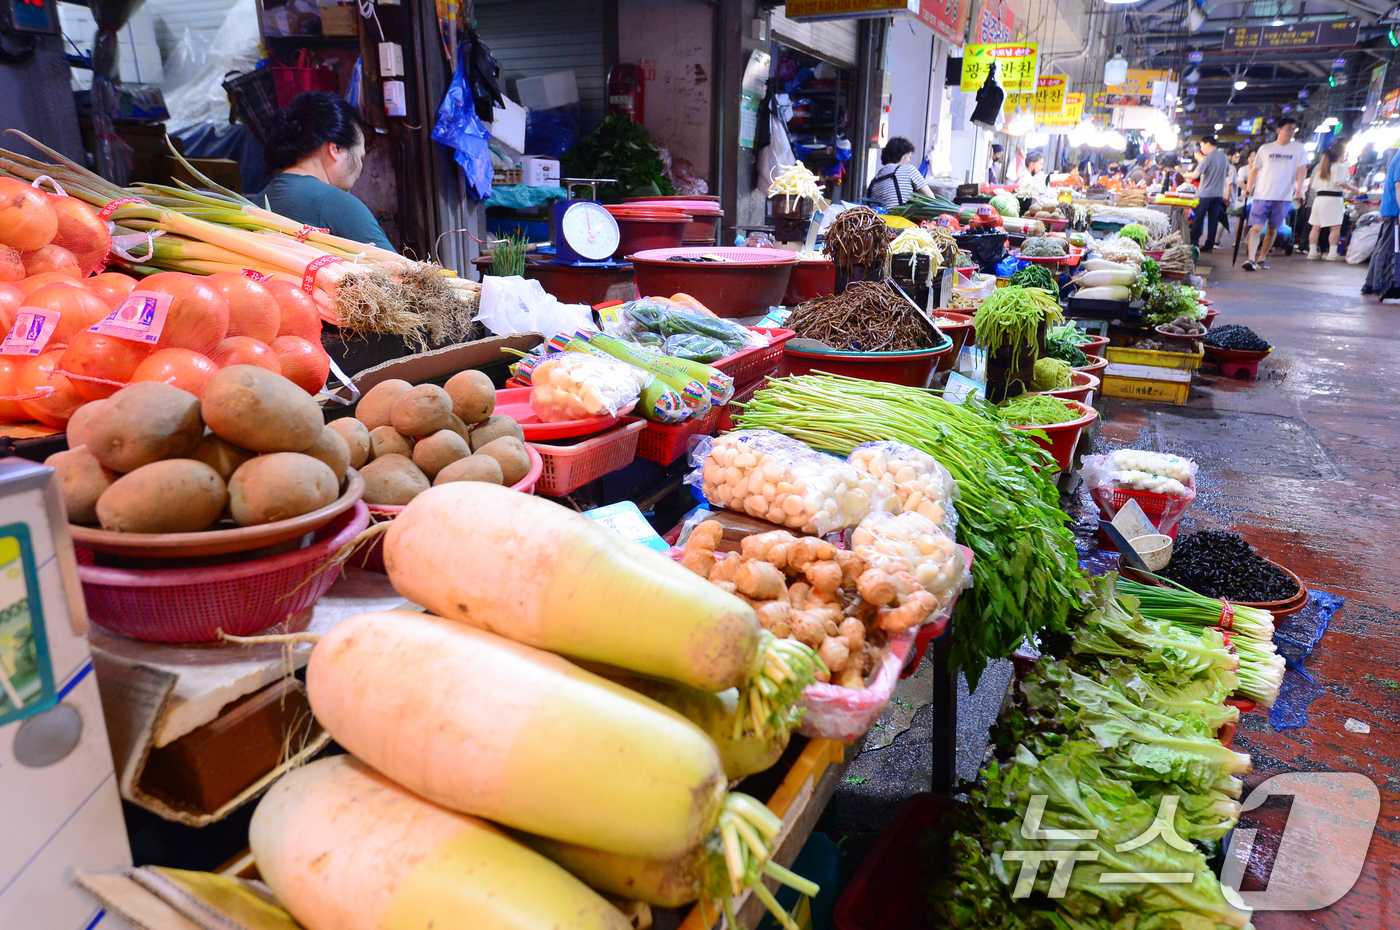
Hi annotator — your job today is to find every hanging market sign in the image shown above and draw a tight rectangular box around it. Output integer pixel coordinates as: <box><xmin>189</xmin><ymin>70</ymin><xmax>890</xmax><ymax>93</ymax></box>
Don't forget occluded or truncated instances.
<box><xmin>1363</xmin><ymin>64</ymin><xmax>1388</xmax><ymax>125</ymax></box>
<box><xmin>1105</xmin><ymin>69</ymin><xmax>1172</xmax><ymax>95</ymax></box>
<box><xmin>1223</xmin><ymin>19</ymin><xmax>1359</xmax><ymax>51</ymax></box>
<box><xmin>977</xmin><ymin>0</ymin><xmax>1015</xmax><ymax>42</ymax></box>
<box><xmin>961</xmin><ymin>43</ymin><xmax>1038</xmax><ymax>93</ymax></box>
<box><xmin>1190</xmin><ymin>103</ymin><xmax>1273</xmax><ymax>125</ymax></box>
<box><xmin>1381</xmin><ymin>89</ymin><xmax>1400</xmax><ymax>120</ymax></box>
<box><xmin>1004</xmin><ymin>75</ymin><xmax>1068</xmax><ymax>116</ymax></box>
<box><xmin>1040</xmin><ymin>92</ymin><xmax>1085</xmax><ymax>129</ymax></box>
<box><xmin>784</xmin><ymin>0</ymin><xmax>919</xmax><ymax>18</ymax></box>
<box><xmin>917</xmin><ymin>0</ymin><xmax>970</xmax><ymax>44</ymax></box>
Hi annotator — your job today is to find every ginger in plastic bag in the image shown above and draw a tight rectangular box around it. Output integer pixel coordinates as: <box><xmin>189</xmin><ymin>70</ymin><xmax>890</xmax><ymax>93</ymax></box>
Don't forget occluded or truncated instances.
<box><xmin>689</xmin><ymin>430</ymin><xmax>878</xmax><ymax>535</ymax></box>
<box><xmin>851</xmin><ymin>511</ymin><xmax>969</xmax><ymax>631</ymax></box>
<box><xmin>528</xmin><ymin>353</ymin><xmax>650</xmax><ymax>422</ymax></box>
<box><xmin>848</xmin><ymin>441</ymin><xmax>959</xmax><ymax>536</ymax></box>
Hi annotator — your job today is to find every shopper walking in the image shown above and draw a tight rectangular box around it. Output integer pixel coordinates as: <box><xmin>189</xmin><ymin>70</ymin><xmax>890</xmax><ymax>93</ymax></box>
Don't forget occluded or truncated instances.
<box><xmin>1186</xmin><ymin>136</ymin><xmax>1230</xmax><ymax>252</ymax></box>
<box><xmin>867</xmin><ymin>136</ymin><xmax>935</xmax><ymax>208</ymax></box>
<box><xmin>1306</xmin><ymin>141</ymin><xmax>1356</xmax><ymax>261</ymax></box>
<box><xmin>1242</xmin><ymin>119</ymin><xmax>1307</xmax><ymax>271</ymax></box>
<box><xmin>1363</xmin><ymin>142</ymin><xmax>1400</xmax><ymax>296</ymax></box>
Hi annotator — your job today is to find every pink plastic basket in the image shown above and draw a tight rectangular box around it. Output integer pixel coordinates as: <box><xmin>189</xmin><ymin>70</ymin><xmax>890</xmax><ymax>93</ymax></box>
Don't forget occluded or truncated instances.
<box><xmin>711</xmin><ymin>328</ymin><xmax>796</xmax><ymax>386</ymax></box>
<box><xmin>637</xmin><ymin>405</ymin><xmax>722</xmax><ymax>465</ymax></box>
<box><xmin>531</xmin><ymin>417</ymin><xmax>647</xmax><ymax>496</ymax></box>
<box><xmin>76</xmin><ymin>503</ymin><xmax>370</xmax><ymax>643</ymax></box>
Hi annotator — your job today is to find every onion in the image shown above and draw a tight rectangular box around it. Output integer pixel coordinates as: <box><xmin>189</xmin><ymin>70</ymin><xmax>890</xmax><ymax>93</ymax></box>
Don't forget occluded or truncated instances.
<box><xmin>0</xmin><ymin>282</ymin><xmax>23</xmax><ymax>336</ymax></box>
<box><xmin>210</xmin><ymin>335</ymin><xmax>282</xmax><ymax>373</ymax></box>
<box><xmin>59</xmin><ymin>331</ymin><xmax>155</xmax><ymax>401</ymax></box>
<box><xmin>0</xmin><ymin>244</ymin><xmax>23</xmax><ymax>282</ymax></box>
<box><xmin>266</xmin><ymin>280</ymin><xmax>323</xmax><ymax>341</ymax></box>
<box><xmin>21</xmin><ymin>243</ymin><xmax>81</xmax><ymax>279</ymax></box>
<box><xmin>0</xmin><ymin>178</ymin><xmax>58</xmax><ymax>252</ymax></box>
<box><xmin>48</xmin><ymin>196</ymin><xmax>111</xmax><ymax>276</ymax></box>
<box><xmin>206</xmin><ymin>272</ymin><xmax>280</xmax><ymax>343</ymax></box>
<box><xmin>271</xmin><ymin>335</ymin><xmax>330</xmax><ymax>394</ymax></box>
<box><xmin>130</xmin><ymin>347</ymin><xmax>219</xmax><ymax>397</ymax></box>
<box><xmin>139</xmin><ymin>272</ymin><xmax>230</xmax><ymax>357</ymax></box>
<box><xmin>25</xmin><ymin>283</ymin><xmax>112</xmax><ymax>344</ymax></box>
<box><xmin>17</xmin><ymin>347</ymin><xmax>84</xmax><ymax>426</ymax></box>
<box><xmin>0</xmin><ymin>356</ymin><xmax>27</xmax><ymax>421</ymax></box>
<box><xmin>87</xmin><ymin>272</ymin><xmax>139</xmax><ymax>309</ymax></box>
<box><xmin>18</xmin><ymin>271</ymin><xmax>79</xmax><ymax>296</ymax></box>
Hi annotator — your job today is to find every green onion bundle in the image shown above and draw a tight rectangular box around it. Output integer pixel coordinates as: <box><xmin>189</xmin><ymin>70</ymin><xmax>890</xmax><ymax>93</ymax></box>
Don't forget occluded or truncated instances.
<box><xmin>996</xmin><ymin>392</ymin><xmax>1077</xmax><ymax>426</ymax></box>
<box><xmin>737</xmin><ymin>373</ymin><xmax>1087</xmax><ymax>687</ymax></box>
<box><xmin>972</xmin><ymin>285</ymin><xmax>1064</xmax><ymax>361</ymax></box>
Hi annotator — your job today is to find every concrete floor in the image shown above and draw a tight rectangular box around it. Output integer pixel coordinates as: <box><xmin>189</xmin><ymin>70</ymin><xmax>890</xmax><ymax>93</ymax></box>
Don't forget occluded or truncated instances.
<box><xmin>828</xmin><ymin>248</ymin><xmax>1400</xmax><ymax>925</ymax></box>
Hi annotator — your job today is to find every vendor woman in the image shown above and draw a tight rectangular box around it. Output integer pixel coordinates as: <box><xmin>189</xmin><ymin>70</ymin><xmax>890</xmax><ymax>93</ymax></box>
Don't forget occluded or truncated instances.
<box><xmin>261</xmin><ymin>92</ymin><xmax>394</xmax><ymax>251</ymax></box>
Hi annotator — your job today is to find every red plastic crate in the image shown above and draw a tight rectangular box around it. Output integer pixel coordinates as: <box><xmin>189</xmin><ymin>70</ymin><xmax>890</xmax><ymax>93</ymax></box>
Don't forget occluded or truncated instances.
<box><xmin>717</xmin><ymin>376</ymin><xmax>768</xmax><ymax>432</ymax></box>
<box><xmin>711</xmin><ymin>327</ymin><xmax>795</xmax><ymax>386</ymax></box>
<box><xmin>530</xmin><ymin>417</ymin><xmax>647</xmax><ymax>496</ymax></box>
<box><xmin>1090</xmin><ymin>481</ymin><xmax>1197</xmax><ymax>536</ymax></box>
<box><xmin>636</xmin><ymin>404</ymin><xmax>722</xmax><ymax>465</ymax></box>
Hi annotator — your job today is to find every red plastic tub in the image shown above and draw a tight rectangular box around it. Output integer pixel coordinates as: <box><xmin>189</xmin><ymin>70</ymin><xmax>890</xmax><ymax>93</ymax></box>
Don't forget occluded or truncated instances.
<box><xmin>77</xmin><ymin>503</ymin><xmax>371</xmax><ymax>643</ymax></box>
<box><xmin>1202</xmin><ymin>307</ymin><xmax>1220</xmax><ymax>329</ymax></box>
<box><xmin>623</xmin><ymin>197</ymin><xmax>723</xmax><ymax>245</ymax></box>
<box><xmin>929</xmin><ymin>311</ymin><xmax>974</xmax><ymax>372</ymax></box>
<box><xmin>629</xmin><ymin>247</ymin><xmax>797</xmax><ymax>318</ymax></box>
<box><xmin>1039</xmin><ymin>370</ymin><xmax>1100</xmax><ymax>404</ymax></box>
<box><xmin>605</xmin><ymin>209</ymin><xmax>688</xmax><ymax>259</ymax></box>
<box><xmin>777</xmin><ymin>334</ymin><xmax>954</xmax><ymax>388</ymax></box>
<box><xmin>1008</xmin><ymin>400</ymin><xmax>1097</xmax><ymax>472</ymax></box>
<box><xmin>524</xmin><ymin>260</ymin><xmax>636</xmax><ymax>305</ymax></box>
<box><xmin>783</xmin><ymin>259</ymin><xmax>836</xmax><ymax>305</ymax></box>
<box><xmin>833</xmin><ymin>792</ymin><xmax>964</xmax><ymax>930</ymax></box>
<box><xmin>1079</xmin><ymin>333</ymin><xmax>1111</xmax><ymax>353</ymax></box>
<box><xmin>1075</xmin><ymin>354</ymin><xmax>1108</xmax><ymax>379</ymax></box>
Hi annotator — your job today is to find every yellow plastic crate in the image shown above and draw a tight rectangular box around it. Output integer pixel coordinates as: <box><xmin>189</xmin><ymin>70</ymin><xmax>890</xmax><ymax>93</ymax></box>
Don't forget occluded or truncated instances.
<box><xmin>1104</xmin><ymin>344</ymin><xmax>1203</xmax><ymax>371</ymax></box>
<box><xmin>1101</xmin><ymin>363</ymin><xmax>1191</xmax><ymax>405</ymax></box>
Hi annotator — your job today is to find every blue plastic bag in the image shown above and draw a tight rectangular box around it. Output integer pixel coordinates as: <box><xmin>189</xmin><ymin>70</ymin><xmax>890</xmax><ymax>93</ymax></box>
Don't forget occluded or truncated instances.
<box><xmin>432</xmin><ymin>45</ymin><xmax>494</xmax><ymax>200</ymax></box>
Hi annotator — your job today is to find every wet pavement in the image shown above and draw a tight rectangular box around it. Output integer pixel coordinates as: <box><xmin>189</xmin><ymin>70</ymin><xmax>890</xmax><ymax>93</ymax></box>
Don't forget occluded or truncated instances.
<box><xmin>827</xmin><ymin>249</ymin><xmax>1400</xmax><ymax>924</ymax></box>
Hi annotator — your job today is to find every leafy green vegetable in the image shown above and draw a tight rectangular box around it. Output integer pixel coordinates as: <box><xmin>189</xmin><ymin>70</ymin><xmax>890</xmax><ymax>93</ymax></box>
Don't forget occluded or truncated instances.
<box><xmin>1141</xmin><ymin>283</ymin><xmax>1204</xmax><ymax>327</ymax></box>
<box><xmin>973</xmin><ymin>286</ymin><xmax>1064</xmax><ymax>366</ymax></box>
<box><xmin>1044</xmin><ymin>325</ymin><xmax>1090</xmax><ymax>366</ymax></box>
<box><xmin>989</xmin><ymin>192</ymin><xmax>1021</xmax><ymax>218</ymax></box>
<box><xmin>997</xmin><ymin>391</ymin><xmax>1076</xmax><ymax>424</ymax></box>
<box><xmin>1118</xmin><ymin>223</ymin><xmax>1150</xmax><ymax>246</ymax></box>
<box><xmin>1010</xmin><ymin>264</ymin><xmax>1059</xmax><ymax>295</ymax></box>
<box><xmin>560</xmin><ymin>115</ymin><xmax>675</xmax><ymax>202</ymax></box>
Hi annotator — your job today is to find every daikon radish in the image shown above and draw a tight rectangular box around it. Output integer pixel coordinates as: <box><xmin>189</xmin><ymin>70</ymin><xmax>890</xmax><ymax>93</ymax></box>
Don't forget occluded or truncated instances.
<box><xmin>1072</xmin><ymin>285</ymin><xmax>1132</xmax><ymax>301</ymax></box>
<box><xmin>306</xmin><ymin>612</ymin><xmax>814</xmax><ymax>927</ymax></box>
<box><xmin>1071</xmin><ymin>268</ymin><xmax>1137</xmax><ymax>289</ymax></box>
<box><xmin>521</xmin><ymin>836</ymin><xmax>707</xmax><ymax>908</ymax></box>
<box><xmin>250</xmin><ymin>755</ymin><xmax>631</xmax><ymax>930</ymax></box>
<box><xmin>1081</xmin><ymin>258</ymin><xmax>1137</xmax><ymax>273</ymax></box>
<box><xmin>383</xmin><ymin>483</ymin><xmax>822</xmax><ymax>736</ymax></box>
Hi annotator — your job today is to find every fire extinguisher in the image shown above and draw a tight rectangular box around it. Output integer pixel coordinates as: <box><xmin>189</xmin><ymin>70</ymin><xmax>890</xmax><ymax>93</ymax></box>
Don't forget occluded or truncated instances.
<box><xmin>608</xmin><ymin>64</ymin><xmax>644</xmax><ymax>124</ymax></box>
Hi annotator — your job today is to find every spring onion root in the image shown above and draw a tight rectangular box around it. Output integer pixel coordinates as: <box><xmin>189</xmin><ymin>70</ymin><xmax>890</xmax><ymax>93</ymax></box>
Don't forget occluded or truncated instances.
<box><xmin>698</xmin><ymin>793</ymin><xmax>812</xmax><ymax>930</ymax></box>
<box><xmin>736</xmin><ymin>632</ymin><xmax>822</xmax><ymax>741</ymax></box>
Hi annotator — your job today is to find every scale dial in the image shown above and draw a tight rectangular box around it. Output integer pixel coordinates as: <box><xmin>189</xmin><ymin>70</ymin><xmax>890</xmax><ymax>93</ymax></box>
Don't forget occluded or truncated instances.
<box><xmin>559</xmin><ymin>201</ymin><xmax>620</xmax><ymax>262</ymax></box>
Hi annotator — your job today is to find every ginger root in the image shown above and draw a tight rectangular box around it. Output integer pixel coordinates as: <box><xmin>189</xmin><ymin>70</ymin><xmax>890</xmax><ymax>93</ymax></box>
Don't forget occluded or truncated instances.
<box><xmin>791</xmin><ymin>609</ymin><xmax>829</xmax><ymax>648</ymax></box>
<box><xmin>741</xmin><ymin>530</ymin><xmax>795</xmax><ymax>569</ymax></box>
<box><xmin>805</xmin><ymin>559</ymin><xmax>843</xmax><ymax>595</ymax></box>
<box><xmin>834</xmin><ymin>549</ymin><xmax>869</xmax><ymax>587</ymax></box>
<box><xmin>878</xmin><ymin>590</ymin><xmax>938</xmax><ymax>633</ymax></box>
<box><xmin>788</xmin><ymin>581</ymin><xmax>812</xmax><ymax>610</ymax></box>
<box><xmin>856</xmin><ymin>568</ymin><xmax>897</xmax><ymax>606</ymax></box>
<box><xmin>687</xmin><ymin>520</ymin><xmax>723</xmax><ymax>553</ymax></box>
<box><xmin>818</xmin><ymin>635</ymin><xmax>850</xmax><ymax>673</ymax></box>
<box><xmin>835</xmin><ymin>665</ymin><xmax>866</xmax><ymax>690</ymax></box>
<box><xmin>736</xmin><ymin>560</ymin><xmax>787</xmax><ymax>601</ymax></box>
<box><xmin>756</xmin><ymin>600</ymin><xmax>794</xmax><ymax>632</ymax></box>
<box><xmin>838</xmin><ymin>616</ymin><xmax>866</xmax><ymax>652</ymax></box>
<box><xmin>680</xmin><ymin>547</ymin><xmax>716</xmax><ymax>578</ymax></box>
<box><xmin>708</xmin><ymin>555</ymin><xmax>741</xmax><ymax>585</ymax></box>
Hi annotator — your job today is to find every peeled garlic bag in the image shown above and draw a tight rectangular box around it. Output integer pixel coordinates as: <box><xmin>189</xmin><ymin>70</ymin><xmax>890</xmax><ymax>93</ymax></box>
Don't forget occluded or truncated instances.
<box><xmin>528</xmin><ymin>353</ymin><xmax>649</xmax><ymax>422</ymax></box>
<box><xmin>851</xmin><ymin>510</ymin><xmax>970</xmax><ymax>610</ymax></box>
<box><xmin>848</xmin><ymin>441</ymin><xmax>959</xmax><ymax>536</ymax></box>
<box><xmin>688</xmin><ymin>429</ymin><xmax>878</xmax><ymax>535</ymax></box>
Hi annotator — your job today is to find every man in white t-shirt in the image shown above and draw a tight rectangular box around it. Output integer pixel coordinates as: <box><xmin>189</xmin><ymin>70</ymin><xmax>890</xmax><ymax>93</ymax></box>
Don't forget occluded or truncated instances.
<box><xmin>1242</xmin><ymin>118</ymin><xmax>1308</xmax><ymax>271</ymax></box>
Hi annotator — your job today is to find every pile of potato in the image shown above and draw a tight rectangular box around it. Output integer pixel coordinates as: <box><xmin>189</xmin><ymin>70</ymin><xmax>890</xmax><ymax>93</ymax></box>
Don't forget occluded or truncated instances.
<box><xmin>343</xmin><ymin>372</ymin><xmax>530</xmax><ymax>506</ymax></box>
<box><xmin>678</xmin><ymin>522</ymin><xmax>944</xmax><ymax>690</ymax></box>
<box><xmin>49</xmin><ymin>366</ymin><xmax>353</xmax><ymax>533</ymax></box>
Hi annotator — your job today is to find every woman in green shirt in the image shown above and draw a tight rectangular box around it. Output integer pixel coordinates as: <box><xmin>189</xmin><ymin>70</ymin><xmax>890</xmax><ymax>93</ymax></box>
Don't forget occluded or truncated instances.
<box><xmin>261</xmin><ymin>92</ymin><xmax>395</xmax><ymax>251</ymax></box>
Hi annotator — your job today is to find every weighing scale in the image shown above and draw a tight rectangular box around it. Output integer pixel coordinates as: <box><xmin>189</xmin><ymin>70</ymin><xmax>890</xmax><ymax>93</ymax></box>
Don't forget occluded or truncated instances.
<box><xmin>533</xmin><ymin>178</ymin><xmax>636</xmax><ymax>305</ymax></box>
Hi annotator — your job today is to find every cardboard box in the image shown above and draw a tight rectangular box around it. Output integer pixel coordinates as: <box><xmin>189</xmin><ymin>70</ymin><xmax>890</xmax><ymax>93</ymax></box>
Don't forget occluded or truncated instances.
<box><xmin>521</xmin><ymin>155</ymin><xmax>560</xmax><ymax>187</ymax></box>
<box><xmin>1101</xmin><ymin>362</ymin><xmax>1191</xmax><ymax>405</ymax></box>
<box><xmin>321</xmin><ymin>3</ymin><xmax>359</xmax><ymax>35</ymax></box>
<box><xmin>516</xmin><ymin>71</ymin><xmax>579</xmax><ymax>109</ymax></box>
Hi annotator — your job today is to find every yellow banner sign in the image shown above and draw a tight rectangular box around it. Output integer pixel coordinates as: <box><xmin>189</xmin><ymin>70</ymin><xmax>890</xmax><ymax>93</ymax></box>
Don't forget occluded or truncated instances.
<box><xmin>1003</xmin><ymin>76</ymin><xmax>1068</xmax><ymax>117</ymax></box>
<box><xmin>785</xmin><ymin>0</ymin><xmax>918</xmax><ymax>15</ymax></box>
<box><xmin>1106</xmin><ymin>68</ymin><xmax>1172</xmax><ymax>96</ymax></box>
<box><xmin>1041</xmin><ymin>92</ymin><xmax>1085</xmax><ymax>127</ymax></box>
<box><xmin>961</xmin><ymin>43</ymin><xmax>1039</xmax><ymax>93</ymax></box>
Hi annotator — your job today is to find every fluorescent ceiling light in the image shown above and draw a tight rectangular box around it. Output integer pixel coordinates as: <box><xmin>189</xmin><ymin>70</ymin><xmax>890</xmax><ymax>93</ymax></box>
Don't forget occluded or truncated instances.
<box><xmin>1234</xmin><ymin>79</ymin><xmax>1248</xmax><ymax>90</ymax></box>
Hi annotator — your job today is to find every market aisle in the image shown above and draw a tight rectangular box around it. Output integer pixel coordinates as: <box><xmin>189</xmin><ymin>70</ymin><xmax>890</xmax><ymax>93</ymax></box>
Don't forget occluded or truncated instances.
<box><xmin>1092</xmin><ymin>250</ymin><xmax>1400</xmax><ymax>929</ymax></box>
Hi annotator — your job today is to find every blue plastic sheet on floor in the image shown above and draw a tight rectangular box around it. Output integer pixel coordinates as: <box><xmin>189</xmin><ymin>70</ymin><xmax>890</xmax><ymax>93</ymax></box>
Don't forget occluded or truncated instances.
<box><xmin>1269</xmin><ymin>590</ymin><xmax>1344</xmax><ymax>731</ymax></box>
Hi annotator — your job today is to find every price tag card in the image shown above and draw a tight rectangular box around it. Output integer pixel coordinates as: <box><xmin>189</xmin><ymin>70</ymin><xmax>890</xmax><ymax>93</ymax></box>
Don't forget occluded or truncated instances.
<box><xmin>90</xmin><ymin>291</ymin><xmax>171</xmax><ymax>345</ymax></box>
<box><xmin>582</xmin><ymin>501</ymin><xmax>670</xmax><ymax>551</ymax></box>
<box><xmin>943</xmin><ymin>370</ymin><xmax>986</xmax><ymax>405</ymax></box>
<box><xmin>0</xmin><ymin>309</ymin><xmax>60</xmax><ymax>356</ymax></box>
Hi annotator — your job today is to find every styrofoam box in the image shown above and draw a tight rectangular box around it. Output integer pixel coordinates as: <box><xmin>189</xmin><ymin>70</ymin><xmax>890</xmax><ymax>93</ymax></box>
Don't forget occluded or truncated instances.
<box><xmin>516</xmin><ymin>71</ymin><xmax>579</xmax><ymax>110</ymax></box>
<box><xmin>490</xmin><ymin>96</ymin><xmax>527</xmax><ymax>158</ymax></box>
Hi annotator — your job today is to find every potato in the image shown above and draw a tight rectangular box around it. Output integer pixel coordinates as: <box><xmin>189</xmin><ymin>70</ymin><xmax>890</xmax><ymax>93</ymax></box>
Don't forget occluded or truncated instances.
<box><xmin>228</xmin><ymin>453</ymin><xmax>339</xmax><ymax>526</ymax></box>
<box><xmin>96</xmin><ymin>460</ymin><xmax>228</xmax><ymax>533</ymax></box>
<box><xmin>45</xmin><ymin>447</ymin><xmax>117</xmax><ymax>524</ymax></box>
<box><xmin>202</xmin><ymin>365</ymin><xmax>323</xmax><ymax>453</ymax></box>
<box><xmin>445</xmin><ymin>369</ymin><xmax>496</xmax><ymax>424</ymax></box>
<box><xmin>360</xmin><ymin>453</ymin><xmax>429</xmax><ymax>505</ymax></box>
<box><xmin>305</xmin><ymin>426</ymin><xmax>351</xmax><ymax>483</ymax></box>
<box><xmin>327</xmin><ymin>417</ymin><xmax>371</xmax><ymax>469</ymax></box>
<box><xmin>368</xmin><ymin>425</ymin><xmax>413</xmax><ymax>460</ymax></box>
<box><xmin>390</xmin><ymin>384</ymin><xmax>453</xmax><ymax>438</ymax></box>
<box><xmin>469</xmin><ymin>414</ymin><xmax>524</xmax><ymax>451</ymax></box>
<box><xmin>475</xmin><ymin>435</ymin><xmax>530</xmax><ymax>486</ymax></box>
<box><xmin>444</xmin><ymin>413</ymin><xmax>471</xmax><ymax>444</ymax></box>
<box><xmin>355</xmin><ymin>379</ymin><xmax>411</xmax><ymax>431</ymax></box>
<box><xmin>66</xmin><ymin>400</ymin><xmax>105</xmax><ymax>451</ymax></box>
<box><xmin>189</xmin><ymin>432</ymin><xmax>256</xmax><ymax>482</ymax></box>
<box><xmin>434</xmin><ymin>454</ymin><xmax>503</xmax><ymax>486</ymax></box>
<box><xmin>85</xmin><ymin>381</ymin><xmax>203</xmax><ymax>473</ymax></box>
<box><xmin>411</xmin><ymin>429</ymin><xmax>471</xmax><ymax>478</ymax></box>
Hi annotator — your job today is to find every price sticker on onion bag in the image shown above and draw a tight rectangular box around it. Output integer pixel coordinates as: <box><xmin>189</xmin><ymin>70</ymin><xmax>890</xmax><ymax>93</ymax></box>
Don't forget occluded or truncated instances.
<box><xmin>0</xmin><ymin>309</ymin><xmax>60</xmax><ymax>356</ymax></box>
<box><xmin>90</xmin><ymin>290</ymin><xmax>172</xmax><ymax>344</ymax></box>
